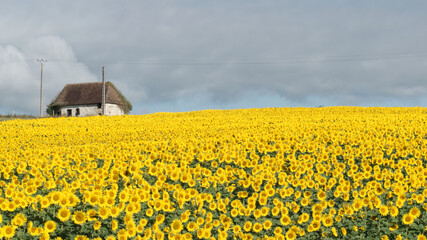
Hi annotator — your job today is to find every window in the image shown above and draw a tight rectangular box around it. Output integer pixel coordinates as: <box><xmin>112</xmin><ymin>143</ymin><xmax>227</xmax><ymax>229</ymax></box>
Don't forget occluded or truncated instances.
<box><xmin>76</xmin><ymin>108</ymin><xmax>80</xmax><ymax>116</ymax></box>
<box><xmin>67</xmin><ymin>109</ymin><xmax>72</xmax><ymax>117</ymax></box>
<box><xmin>97</xmin><ymin>103</ymin><xmax>102</xmax><ymax>109</ymax></box>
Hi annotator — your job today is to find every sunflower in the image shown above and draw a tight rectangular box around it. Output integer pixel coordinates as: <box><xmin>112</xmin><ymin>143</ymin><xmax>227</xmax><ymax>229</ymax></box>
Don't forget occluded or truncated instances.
<box><xmin>253</xmin><ymin>209</ymin><xmax>262</xmax><ymax>219</ymax></box>
<box><xmin>186</xmin><ymin>221</ymin><xmax>198</xmax><ymax>232</ymax></box>
<box><xmin>180</xmin><ymin>211</ymin><xmax>190</xmax><ymax>222</ymax></box>
<box><xmin>139</xmin><ymin>219</ymin><xmax>147</xmax><ymax>227</ymax></box>
<box><xmin>310</xmin><ymin>221</ymin><xmax>321</xmax><ymax>231</ymax></box>
<box><xmin>50</xmin><ymin>191</ymin><xmax>63</xmax><ymax>204</ymax></box>
<box><xmin>106</xmin><ymin>197</ymin><xmax>115</xmax><ymax>206</ymax></box>
<box><xmin>86</xmin><ymin>209</ymin><xmax>97</xmax><ymax>221</ymax></box>
<box><xmin>202</xmin><ymin>228</ymin><xmax>211</xmax><ymax>239</ymax></box>
<box><xmin>11</xmin><ymin>213</ymin><xmax>26</xmax><ymax>227</ymax></box>
<box><xmin>389</xmin><ymin>224</ymin><xmax>398</xmax><ymax>231</ymax></box>
<box><xmin>196</xmin><ymin>217</ymin><xmax>204</xmax><ymax>226</ymax></box>
<box><xmin>209</xmin><ymin>202</ymin><xmax>217</xmax><ymax>211</ymax></box>
<box><xmin>57</xmin><ymin>207</ymin><xmax>71</xmax><ymax>222</ymax></box>
<box><xmin>152</xmin><ymin>201</ymin><xmax>162</xmax><ymax>212</ymax></box>
<box><xmin>418</xmin><ymin>234</ymin><xmax>427</xmax><ymax>240</ymax></box>
<box><xmin>111</xmin><ymin>220</ymin><xmax>118</xmax><ymax>232</ymax></box>
<box><xmin>402</xmin><ymin>213</ymin><xmax>414</xmax><ymax>225</ymax></box>
<box><xmin>232</xmin><ymin>225</ymin><xmax>242</xmax><ymax>236</ymax></box>
<box><xmin>396</xmin><ymin>199</ymin><xmax>404</xmax><ymax>208</ymax></box>
<box><xmin>379</xmin><ymin>206</ymin><xmax>389</xmax><ymax>216</ymax></box>
<box><xmin>29</xmin><ymin>226</ymin><xmax>42</xmax><ymax>237</ymax></box>
<box><xmin>230</xmin><ymin>209</ymin><xmax>239</xmax><ymax>217</ymax></box>
<box><xmin>144</xmin><ymin>208</ymin><xmax>153</xmax><ymax>217</ymax></box>
<box><xmin>39</xmin><ymin>232</ymin><xmax>50</xmax><ymax>240</ymax></box>
<box><xmin>285</xmin><ymin>229</ymin><xmax>297</xmax><ymax>240</ymax></box>
<box><xmin>68</xmin><ymin>194</ymin><xmax>79</xmax><ymax>207</ymax></box>
<box><xmin>127</xmin><ymin>226</ymin><xmax>137</xmax><ymax>237</ymax></box>
<box><xmin>98</xmin><ymin>206</ymin><xmax>110</xmax><ymax>220</ymax></box>
<box><xmin>3</xmin><ymin>225</ymin><xmax>16</xmax><ymax>238</ymax></box>
<box><xmin>259</xmin><ymin>196</ymin><xmax>267</xmax><ymax>206</ymax></box>
<box><xmin>415</xmin><ymin>194</ymin><xmax>425</xmax><ymax>204</ymax></box>
<box><xmin>213</xmin><ymin>219</ymin><xmax>221</xmax><ymax>228</ymax></box>
<box><xmin>271</xmin><ymin>207</ymin><xmax>280</xmax><ymax>216</ymax></box>
<box><xmin>40</xmin><ymin>197</ymin><xmax>50</xmax><ymax>209</ymax></box>
<box><xmin>110</xmin><ymin>206</ymin><xmax>121</xmax><ymax>217</ymax></box>
<box><xmin>196</xmin><ymin>229</ymin><xmax>205</xmax><ymax>239</ymax></box>
<box><xmin>312</xmin><ymin>203</ymin><xmax>323</xmax><ymax>213</ymax></box>
<box><xmin>243</xmin><ymin>222</ymin><xmax>252</xmax><ymax>232</ymax></box>
<box><xmin>44</xmin><ymin>220</ymin><xmax>56</xmax><ymax>233</ymax></box>
<box><xmin>93</xmin><ymin>221</ymin><xmax>101</xmax><ymax>231</ymax></box>
<box><xmin>88</xmin><ymin>194</ymin><xmax>98</xmax><ymax>206</ymax></box>
<box><xmin>59</xmin><ymin>197</ymin><xmax>69</xmax><ymax>207</ymax></box>
<box><xmin>303</xmin><ymin>191</ymin><xmax>312</xmax><ymax>198</ymax></box>
<box><xmin>374</xmin><ymin>186</ymin><xmax>383</xmax><ymax>195</ymax></box>
<box><xmin>322</xmin><ymin>216</ymin><xmax>334</xmax><ymax>227</ymax></box>
<box><xmin>123</xmin><ymin>214</ymin><xmax>134</xmax><ymax>225</ymax></box>
<box><xmin>72</xmin><ymin>210</ymin><xmax>87</xmax><ymax>225</ymax></box>
<box><xmin>118</xmin><ymin>229</ymin><xmax>129</xmax><ymax>239</ymax></box>
<box><xmin>155</xmin><ymin>214</ymin><xmax>165</xmax><ymax>225</ymax></box>
<box><xmin>170</xmin><ymin>219</ymin><xmax>183</xmax><ymax>234</ymax></box>
<box><xmin>297</xmin><ymin>213</ymin><xmax>310</xmax><ymax>224</ymax></box>
<box><xmin>353</xmin><ymin>201</ymin><xmax>363</xmax><ymax>211</ymax></box>
<box><xmin>280</xmin><ymin>215</ymin><xmax>291</xmax><ymax>226</ymax></box>
<box><xmin>25</xmin><ymin>186</ymin><xmax>37</xmax><ymax>196</ymax></box>
<box><xmin>331</xmin><ymin>227</ymin><xmax>338</xmax><ymax>237</ymax></box>
<box><xmin>301</xmin><ymin>198</ymin><xmax>309</xmax><ymax>206</ymax></box>
<box><xmin>136</xmin><ymin>224</ymin><xmax>144</xmax><ymax>233</ymax></box>
<box><xmin>390</xmin><ymin>206</ymin><xmax>399</xmax><ymax>217</ymax></box>
<box><xmin>253</xmin><ymin>223</ymin><xmax>263</xmax><ymax>233</ymax></box>
<box><xmin>263</xmin><ymin>220</ymin><xmax>272</xmax><ymax>230</ymax></box>
<box><xmin>409</xmin><ymin>207</ymin><xmax>421</xmax><ymax>218</ymax></box>
<box><xmin>75</xmin><ymin>235</ymin><xmax>90</xmax><ymax>240</ymax></box>
<box><xmin>118</xmin><ymin>191</ymin><xmax>129</xmax><ymax>202</ymax></box>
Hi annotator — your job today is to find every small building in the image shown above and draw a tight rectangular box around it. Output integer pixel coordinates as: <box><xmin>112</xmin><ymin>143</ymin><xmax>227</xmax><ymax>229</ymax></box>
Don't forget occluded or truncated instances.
<box><xmin>48</xmin><ymin>82</ymin><xmax>132</xmax><ymax>117</ymax></box>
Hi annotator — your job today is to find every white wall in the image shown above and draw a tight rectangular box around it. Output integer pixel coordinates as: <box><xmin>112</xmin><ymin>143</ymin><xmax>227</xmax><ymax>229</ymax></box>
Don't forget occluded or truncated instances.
<box><xmin>105</xmin><ymin>103</ymin><xmax>124</xmax><ymax>116</ymax></box>
<box><xmin>58</xmin><ymin>104</ymin><xmax>124</xmax><ymax>117</ymax></box>
<box><xmin>59</xmin><ymin>104</ymin><xmax>101</xmax><ymax>117</ymax></box>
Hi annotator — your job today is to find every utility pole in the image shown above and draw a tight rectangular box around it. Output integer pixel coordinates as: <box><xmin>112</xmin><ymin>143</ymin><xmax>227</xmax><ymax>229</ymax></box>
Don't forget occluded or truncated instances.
<box><xmin>37</xmin><ymin>59</ymin><xmax>47</xmax><ymax>117</ymax></box>
<box><xmin>102</xmin><ymin>66</ymin><xmax>106</xmax><ymax>115</ymax></box>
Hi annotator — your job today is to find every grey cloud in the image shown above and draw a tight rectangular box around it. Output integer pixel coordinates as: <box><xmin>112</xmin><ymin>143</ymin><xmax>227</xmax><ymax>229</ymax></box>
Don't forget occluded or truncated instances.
<box><xmin>1</xmin><ymin>1</ymin><xmax>427</xmax><ymax>114</ymax></box>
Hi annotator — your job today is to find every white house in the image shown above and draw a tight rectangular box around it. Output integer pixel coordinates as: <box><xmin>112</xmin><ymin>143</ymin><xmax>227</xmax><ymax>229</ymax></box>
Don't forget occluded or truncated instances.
<box><xmin>48</xmin><ymin>82</ymin><xmax>132</xmax><ymax>117</ymax></box>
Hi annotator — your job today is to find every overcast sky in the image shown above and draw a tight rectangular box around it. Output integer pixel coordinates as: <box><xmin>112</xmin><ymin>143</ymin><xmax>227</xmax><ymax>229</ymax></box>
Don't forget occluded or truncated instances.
<box><xmin>1</xmin><ymin>1</ymin><xmax>427</xmax><ymax>115</ymax></box>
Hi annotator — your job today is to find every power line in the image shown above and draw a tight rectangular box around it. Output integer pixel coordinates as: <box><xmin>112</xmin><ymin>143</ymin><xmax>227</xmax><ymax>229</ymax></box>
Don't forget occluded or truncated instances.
<box><xmin>0</xmin><ymin>59</ymin><xmax>37</xmax><ymax>64</ymax></box>
<box><xmin>2</xmin><ymin>50</ymin><xmax>427</xmax><ymax>66</ymax></box>
<box><xmin>47</xmin><ymin>51</ymin><xmax>427</xmax><ymax>66</ymax></box>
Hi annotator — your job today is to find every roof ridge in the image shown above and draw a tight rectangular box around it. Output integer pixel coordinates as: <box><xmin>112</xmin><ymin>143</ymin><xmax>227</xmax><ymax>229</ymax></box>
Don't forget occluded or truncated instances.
<box><xmin>65</xmin><ymin>82</ymin><xmax>102</xmax><ymax>85</ymax></box>
<box><xmin>48</xmin><ymin>82</ymin><xmax>131</xmax><ymax>114</ymax></box>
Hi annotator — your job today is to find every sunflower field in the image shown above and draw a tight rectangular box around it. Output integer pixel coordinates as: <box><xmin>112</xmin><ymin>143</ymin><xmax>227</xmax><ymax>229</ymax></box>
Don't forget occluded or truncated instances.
<box><xmin>1</xmin><ymin>107</ymin><xmax>427</xmax><ymax>240</ymax></box>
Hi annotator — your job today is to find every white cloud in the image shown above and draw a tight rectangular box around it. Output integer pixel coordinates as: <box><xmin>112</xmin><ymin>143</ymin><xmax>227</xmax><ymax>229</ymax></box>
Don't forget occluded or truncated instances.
<box><xmin>22</xmin><ymin>36</ymin><xmax>78</xmax><ymax>61</ymax></box>
<box><xmin>0</xmin><ymin>36</ymin><xmax>97</xmax><ymax>115</ymax></box>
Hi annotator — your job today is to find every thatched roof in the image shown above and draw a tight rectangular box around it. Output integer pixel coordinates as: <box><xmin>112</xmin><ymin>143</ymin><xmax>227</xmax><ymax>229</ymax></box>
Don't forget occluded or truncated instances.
<box><xmin>49</xmin><ymin>82</ymin><xmax>132</xmax><ymax>113</ymax></box>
